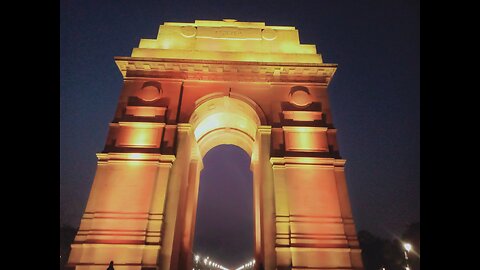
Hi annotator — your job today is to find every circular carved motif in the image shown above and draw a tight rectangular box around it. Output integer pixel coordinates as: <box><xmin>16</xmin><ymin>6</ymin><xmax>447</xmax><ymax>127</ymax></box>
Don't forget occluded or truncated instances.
<box><xmin>262</xmin><ymin>28</ymin><xmax>277</xmax><ymax>40</ymax></box>
<box><xmin>138</xmin><ymin>82</ymin><xmax>162</xmax><ymax>101</ymax></box>
<box><xmin>181</xmin><ymin>26</ymin><xmax>197</xmax><ymax>38</ymax></box>
<box><xmin>289</xmin><ymin>86</ymin><xmax>312</xmax><ymax>107</ymax></box>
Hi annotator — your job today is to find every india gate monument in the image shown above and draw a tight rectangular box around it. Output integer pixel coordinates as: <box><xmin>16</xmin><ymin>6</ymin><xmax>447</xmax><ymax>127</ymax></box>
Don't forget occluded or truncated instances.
<box><xmin>67</xmin><ymin>19</ymin><xmax>364</xmax><ymax>270</ymax></box>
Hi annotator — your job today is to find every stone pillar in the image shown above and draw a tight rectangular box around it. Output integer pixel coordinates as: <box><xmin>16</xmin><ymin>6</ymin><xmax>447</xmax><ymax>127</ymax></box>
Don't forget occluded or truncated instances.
<box><xmin>272</xmin><ymin>160</ymin><xmax>292</xmax><ymax>270</ymax></box>
<box><xmin>271</xmin><ymin>157</ymin><xmax>362</xmax><ymax>270</ymax></box>
<box><xmin>178</xmin><ymin>158</ymin><xmax>203</xmax><ymax>270</ymax></box>
<box><xmin>267</xmin><ymin>81</ymin><xmax>364</xmax><ymax>270</ymax></box>
<box><xmin>334</xmin><ymin>165</ymin><xmax>364</xmax><ymax>269</ymax></box>
<box><xmin>160</xmin><ymin>124</ymin><xmax>194</xmax><ymax>270</ymax></box>
<box><xmin>67</xmin><ymin>153</ymin><xmax>176</xmax><ymax>270</ymax></box>
<box><xmin>251</xmin><ymin>126</ymin><xmax>276</xmax><ymax>270</ymax></box>
<box><xmin>259</xmin><ymin>126</ymin><xmax>276</xmax><ymax>270</ymax></box>
<box><xmin>143</xmin><ymin>155</ymin><xmax>176</xmax><ymax>269</ymax></box>
<box><xmin>252</xmin><ymin>139</ymin><xmax>263</xmax><ymax>269</ymax></box>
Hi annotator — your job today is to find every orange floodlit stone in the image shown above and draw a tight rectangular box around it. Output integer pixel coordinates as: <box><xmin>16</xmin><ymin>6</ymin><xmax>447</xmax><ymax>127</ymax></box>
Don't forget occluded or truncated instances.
<box><xmin>67</xmin><ymin>20</ymin><xmax>363</xmax><ymax>270</ymax></box>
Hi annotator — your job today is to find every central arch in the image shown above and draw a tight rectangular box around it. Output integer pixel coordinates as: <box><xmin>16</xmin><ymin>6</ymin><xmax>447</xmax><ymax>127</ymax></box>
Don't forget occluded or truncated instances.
<box><xmin>172</xmin><ymin>95</ymin><xmax>274</xmax><ymax>270</ymax></box>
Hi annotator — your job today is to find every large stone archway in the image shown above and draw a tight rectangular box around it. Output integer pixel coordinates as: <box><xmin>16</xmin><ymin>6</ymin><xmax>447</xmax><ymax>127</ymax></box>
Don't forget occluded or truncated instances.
<box><xmin>67</xmin><ymin>20</ymin><xmax>364</xmax><ymax>270</ymax></box>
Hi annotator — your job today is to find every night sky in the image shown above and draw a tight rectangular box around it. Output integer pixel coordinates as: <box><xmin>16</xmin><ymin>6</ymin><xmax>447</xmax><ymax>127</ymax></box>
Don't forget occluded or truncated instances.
<box><xmin>60</xmin><ymin>0</ymin><xmax>419</xmax><ymax>267</ymax></box>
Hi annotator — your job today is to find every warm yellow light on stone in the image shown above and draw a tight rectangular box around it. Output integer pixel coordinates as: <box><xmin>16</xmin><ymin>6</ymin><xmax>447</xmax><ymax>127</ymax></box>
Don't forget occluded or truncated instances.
<box><xmin>68</xmin><ymin>19</ymin><xmax>363</xmax><ymax>270</ymax></box>
<box><xmin>131</xmin><ymin>20</ymin><xmax>323</xmax><ymax>63</ymax></box>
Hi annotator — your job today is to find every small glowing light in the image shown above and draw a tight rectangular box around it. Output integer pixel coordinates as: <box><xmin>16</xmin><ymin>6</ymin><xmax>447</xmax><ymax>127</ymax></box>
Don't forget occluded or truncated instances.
<box><xmin>403</xmin><ymin>243</ymin><xmax>412</xmax><ymax>252</ymax></box>
<box><xmin>194</xmin><ymin>255</ymin><xmax>200</xmax><ymax>262</ymax></box>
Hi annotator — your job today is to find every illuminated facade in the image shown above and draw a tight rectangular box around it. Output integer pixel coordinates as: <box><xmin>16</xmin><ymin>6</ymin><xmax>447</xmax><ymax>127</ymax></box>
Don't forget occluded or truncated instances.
<box><xmin>67</xmin><ymin>19</ymin><xmax>364</xmax><ymax>270</ymax></box>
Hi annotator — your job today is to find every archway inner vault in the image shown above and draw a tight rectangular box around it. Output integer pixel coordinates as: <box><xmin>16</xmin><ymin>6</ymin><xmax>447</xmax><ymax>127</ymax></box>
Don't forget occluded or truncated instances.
<box><xmin>190</xmin><ymin>96</ymin><xmax>261</xmax><ymax>159</ymax></box>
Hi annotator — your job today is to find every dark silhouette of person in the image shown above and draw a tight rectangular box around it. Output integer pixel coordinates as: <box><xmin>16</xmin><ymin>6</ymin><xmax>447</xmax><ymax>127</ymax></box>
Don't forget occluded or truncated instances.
<box><xmin>107</xmin><ymin>261</ymin><xmax>114</xmax><ymax>270</ymax></box>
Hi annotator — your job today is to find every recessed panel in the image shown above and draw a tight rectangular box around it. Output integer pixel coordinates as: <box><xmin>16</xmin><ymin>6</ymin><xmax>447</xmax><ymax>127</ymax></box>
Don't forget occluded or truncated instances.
<box><xmin>284</xmin><ymin>127</ymin><xmax>328</xmax><ymax>152</ymax></box>
<box><xmin>116</xmin><ymin>126</ymin><xmax>163</xmax><ymax>148</ymax></box>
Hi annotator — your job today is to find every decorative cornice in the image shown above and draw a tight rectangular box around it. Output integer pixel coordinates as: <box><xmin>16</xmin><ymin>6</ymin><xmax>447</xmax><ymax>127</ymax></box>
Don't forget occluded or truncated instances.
<box><xmin>115</xmin><ymin>57</ymin><xmax>337</xmax><ymax>85</ymax></box>
<box><xmin>177</xmin><ymin>123</ymin><xmax>193</xmax><ymax>132</ymax></box>
<box><xmin>257</xmin><ymin>125</ymin><xmax>272</xmax><ymax>134</ymax></box>
<box><xmin>282</xmin><ymin>126</ymin><xmax>328</xmax><ymax>132</ymax></box>
<box><xmin>114</xmin><ymin>122</ymin><xmax>166</xmax><ymax>128</ymax></box>
<box><xmin>96</xmin><ymin>152</ymin><xmax>175</xmax><ymax>164</ymax></box>
<box><xmin>270</xmin><ymin>157</ymin><xmax>346</xmax><ymax>167</ymax></box>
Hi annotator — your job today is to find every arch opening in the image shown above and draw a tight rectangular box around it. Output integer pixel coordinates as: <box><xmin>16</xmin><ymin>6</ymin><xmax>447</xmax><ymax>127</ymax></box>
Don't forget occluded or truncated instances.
<box><xmin>193</xmin><ymin>144</ymin><xmax>254</xmax><ymax>268</ymax></box>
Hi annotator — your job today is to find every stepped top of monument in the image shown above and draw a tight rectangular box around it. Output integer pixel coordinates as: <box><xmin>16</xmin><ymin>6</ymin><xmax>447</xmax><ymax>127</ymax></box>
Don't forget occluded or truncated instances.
<box><xmin>130</xmin><ymin>19</ymin><xmax>323</xmax><ymax>64</ymax></box>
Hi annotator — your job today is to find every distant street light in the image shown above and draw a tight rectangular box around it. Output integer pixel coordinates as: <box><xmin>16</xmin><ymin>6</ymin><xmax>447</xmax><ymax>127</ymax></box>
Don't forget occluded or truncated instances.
<box><xmin>403</xmin><ymin>242</ymin><xmax>412</xmax><ymax>270</ymax></box>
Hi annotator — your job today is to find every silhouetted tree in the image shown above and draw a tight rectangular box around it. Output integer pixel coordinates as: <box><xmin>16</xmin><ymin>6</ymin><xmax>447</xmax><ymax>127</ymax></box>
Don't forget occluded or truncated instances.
<box><xmin>358</xmin><ymin>230</ymin><xmax>389</xmax><ymax>270</ymax></box>
<box><xmin>358</xmin><ymin>222</ymin><xmax>420</xmax><ymax>270</ymax></box>
<box><xmin>383</xmin><ymin>239</ymin><xmax>406</xmax><ymax>270</ymax></box>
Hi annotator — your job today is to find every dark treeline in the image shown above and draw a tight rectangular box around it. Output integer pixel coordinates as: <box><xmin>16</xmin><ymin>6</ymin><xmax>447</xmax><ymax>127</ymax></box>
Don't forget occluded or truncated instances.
<box><xmin>59</xmin><ymin>222</ymin><xmax>420</xmax><ymax>270</ymax></box>
<box><xmin>359</xmin><ymin>222</ymin><xmax>420</xmax><ymax>270</ymax></box>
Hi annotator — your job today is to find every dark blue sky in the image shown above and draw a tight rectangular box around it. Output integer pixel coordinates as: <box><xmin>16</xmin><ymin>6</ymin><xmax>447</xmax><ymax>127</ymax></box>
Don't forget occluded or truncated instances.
<box><xmin>60</xmin><ymin>0</ymin><xmax>419</xmax><ymax>266</ymax></box>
